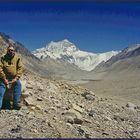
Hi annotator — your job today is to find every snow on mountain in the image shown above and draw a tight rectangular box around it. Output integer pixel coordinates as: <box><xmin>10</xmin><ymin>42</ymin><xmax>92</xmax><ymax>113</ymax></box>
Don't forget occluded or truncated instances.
<box><xmin>32</xmin><ymin>39</ymin><xmax>119</xmax><ymax>71</ymax></box>
<box><xmin>124</xmin><ymin>44</ymin><xmax>140</xmax><ymax>53</ymax></box>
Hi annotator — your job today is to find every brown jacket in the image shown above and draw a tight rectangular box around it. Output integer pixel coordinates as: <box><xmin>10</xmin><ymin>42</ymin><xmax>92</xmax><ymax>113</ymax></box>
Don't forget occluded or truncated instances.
<box><xmin>0</xmin><ymin>53</ymin><xmax>23</xmax><ymax>80</ymax></box>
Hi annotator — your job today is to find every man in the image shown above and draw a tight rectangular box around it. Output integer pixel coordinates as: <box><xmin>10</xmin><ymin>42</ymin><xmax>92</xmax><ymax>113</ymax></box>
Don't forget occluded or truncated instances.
<box><xmin>0</xmin><ymin>45</ymin><xmax>23</xmax><ymax>110</ymax></box>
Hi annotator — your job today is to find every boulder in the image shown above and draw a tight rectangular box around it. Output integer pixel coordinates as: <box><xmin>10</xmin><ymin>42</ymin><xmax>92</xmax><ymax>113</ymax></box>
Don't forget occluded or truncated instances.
<box><xmin>82</xmin><ymin>90</ymin><xmax>95</xmax><ymax>100</ymax></box>
<box><xmin>3</xmin><ymin>80</ymin><xmax>27</xmax><ymax>105</ymax></box>
<box><xmin>62</xmin><ymin>109</ymin><xmax>83</xmax><ymax>124</ymax></box>
<box><xmin>85</xmin><ymin>94</ymin><xmax>95</xmax><ymax>100</ymax></box>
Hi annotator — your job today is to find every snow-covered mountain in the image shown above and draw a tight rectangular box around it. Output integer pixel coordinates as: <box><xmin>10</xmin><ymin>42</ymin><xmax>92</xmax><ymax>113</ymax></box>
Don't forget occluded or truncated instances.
<box><xmin>32</xmin><ymin>39</ymin><xmax>119</xmax><ymax>71</ymax></box>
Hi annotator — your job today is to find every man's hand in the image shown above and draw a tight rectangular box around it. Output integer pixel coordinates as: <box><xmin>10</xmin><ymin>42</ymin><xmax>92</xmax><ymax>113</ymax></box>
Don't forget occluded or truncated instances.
<box><xmin>3</xmin><ymin>78</ymin><xmax>9</xmax><ymax>85</ymax></box>
<box><xmin>12</xmin><ymin>77</ymin><xmax>18</xmax><ymax>84</ymax></box>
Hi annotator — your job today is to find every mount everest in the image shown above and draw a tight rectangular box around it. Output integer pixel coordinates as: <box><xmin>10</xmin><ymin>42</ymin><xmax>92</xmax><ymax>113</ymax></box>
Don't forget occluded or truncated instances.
<box><xmin>33</xmin><ymin>39</ymin><xmax>119</xmax><ymax>71</ymax></box>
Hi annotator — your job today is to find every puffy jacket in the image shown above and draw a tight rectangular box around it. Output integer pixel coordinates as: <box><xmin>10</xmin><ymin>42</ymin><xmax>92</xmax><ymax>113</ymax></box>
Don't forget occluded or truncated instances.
<box><xmin>0</xmin><ymin>53</ymin><xmax>23</xmax><ymax>80</ymax></box>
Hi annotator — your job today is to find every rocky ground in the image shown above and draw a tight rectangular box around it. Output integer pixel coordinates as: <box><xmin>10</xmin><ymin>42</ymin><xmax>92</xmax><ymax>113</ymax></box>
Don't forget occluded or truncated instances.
<box><xmin>0</xmin><ymin>71</ymin><xmax>140</xmax><ymax>138</ymax></box>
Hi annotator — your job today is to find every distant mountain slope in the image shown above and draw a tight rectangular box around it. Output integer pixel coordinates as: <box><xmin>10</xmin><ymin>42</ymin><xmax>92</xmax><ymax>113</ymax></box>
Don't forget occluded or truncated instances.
<box><xmin>0</xmin><ymin>32</ymin><xmax>37</xmax><ymax>57</ymax></box>
<box><xmin>33</xmin><ymin>39</ymin><xmax>118</xmax><ymax>71</ymax></box>
<box><xmin>0</xmin><ymin>32</ymin><xmax>51</xmax><ymax>77</ymax></box>
<box><xmin>42</xmin><ymin>57</ymin><xmax>90</xmax><ymax>80</ymax></box>
<box><xmin>0</xmin><ymin>32</ymin><xmax>87</xmax><ymax>79</ymax></box>
<box><xmin>94</xmin><ymin>44</ymin><xmax>140</xmax><ymax>77</ymax></box>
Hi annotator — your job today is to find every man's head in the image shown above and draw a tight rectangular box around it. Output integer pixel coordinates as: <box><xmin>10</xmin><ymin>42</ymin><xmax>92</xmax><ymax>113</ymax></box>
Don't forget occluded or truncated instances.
<box><xmin>7</xmin><ymin>45</ymin><xmax>15</xmax><ymax>57</ymax></box>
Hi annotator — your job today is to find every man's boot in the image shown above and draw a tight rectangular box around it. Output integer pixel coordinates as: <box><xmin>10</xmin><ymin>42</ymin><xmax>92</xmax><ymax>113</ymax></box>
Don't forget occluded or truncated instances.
<box><xmin>13</xmin><ymin>102</ymin><xmax>21</xmax><ymax>110</ymax></box>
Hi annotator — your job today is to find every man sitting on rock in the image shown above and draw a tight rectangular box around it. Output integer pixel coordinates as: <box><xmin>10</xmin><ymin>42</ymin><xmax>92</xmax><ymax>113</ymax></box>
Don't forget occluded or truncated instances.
<box><xmin>0</xmin><ymin>45</ymin><xmax>23</xmax><ymax>110</ymax></box>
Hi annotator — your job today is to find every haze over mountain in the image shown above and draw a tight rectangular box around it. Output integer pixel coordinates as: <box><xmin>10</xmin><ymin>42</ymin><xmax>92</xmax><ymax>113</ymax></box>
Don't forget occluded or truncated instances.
<box><xmin>33</xmin><ymin>39</ymin><xmax>118</xmax><ymax>71</ymax></box>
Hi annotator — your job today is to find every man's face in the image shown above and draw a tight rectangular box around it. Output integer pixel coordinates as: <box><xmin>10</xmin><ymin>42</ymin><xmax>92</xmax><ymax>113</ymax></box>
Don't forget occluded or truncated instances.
<box><xmin>7</xmin><ymin>46</ymin><xmax>15</xmax><ymax>57</ymax></box>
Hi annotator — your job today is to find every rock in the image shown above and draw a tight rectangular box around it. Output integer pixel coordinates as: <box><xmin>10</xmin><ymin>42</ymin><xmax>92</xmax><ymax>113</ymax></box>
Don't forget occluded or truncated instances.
<box><xmin>26</xmin><ymin>84</ymin><xmax>33</xmax><ymax>89</ymax></box>
<box><xmin>47</xmin><ymin>122</ymin><xmax>53</xmax><ymax>128</ymax></box>
<box><xmin>78</xmin><ymin>126</ymin><xmax>91</xmax><ymax>136</ymax></box>
<box><xmin>53</xmin><ymin>116</ymin><xmax>58</xmax><ymax>121</ymax></box>
<box><xmin>36</xmin><ymin>82</ymin><xmax>44</xmax><ymax>91</ymax></box>
<box><xmin>64</xmin><ymin>84</ymin><xmax>69</xmax><ymax>89</ymax></box>
<box><xmin>113</xmin><ymin>113</ymin><xmax>128</xmax><ymax>121</ymax></box>
<box><xmin>78</xmin><ymin>103</ymin><xmax>84</xmax><ymax>108</ymax></box>
<box><xmin>62</xmin><ymin>109</ymin><xmax>83</xmax><ymax>124</ymax></box>
<box><xmin>30</xmin><ymin>129</ymin><xmax>38</xmax><ymax>133</ymax></box>
<box><xmin>137</xmin><ymin>105</ymin><xmax>140</xmax><ymax>110</ymax></box>
<box><xmin>52</xmin><ymin>99</ymin><xmax>61</xmax><ymax>107</ymax></box>
<box><xmin>85</xmin><ymin>94</ymin><xmax>95</xmax><ymax>101</ymax></box>
<box><xmin>48</xmin><ymin>83</ymin><xmax>58</xmax><ymax>91</ymax></box>
<box><xmin>24</xmin><ymin>97</ymin><xmax>34</xmax><ymax>106</ymax></box>
<box><xmin>10</xmin><ymin>125</ymin><xmax>21</xmax><ymax>133</ymax></box>
<box><xmin>22</xmin><ymin>91</ymin><xmax>30</xmax><ymax>98</ymax></box>
<box><xmin>30</xmin><ymin>106</ymin><xmax>36</xmax><ymax>110</ymax></box>
<box><xmin>1</xmin><ymin>71</ymin><xmax>140</xmax><ymax>138</ymax></box>
<box><xmin>85</xmin><ymin>133</ymin><xmax>93</xmax><ymax>138</ymax></box>
<box><xmin>21</xmin><ymin>80</ymin><xmax>27</xmax><ymax>92</ymax></box>
<box><xmin>88</xmin><ymin>110</ymin><xmax>97</xmax><ymax>117</ymax></box>
<box><xmin>55</xmin><ymin>103</ymin><xmax>61</xmax><ymax>108</ymax></box>
<box><xmin>66</xmin><ymin>123</ymin><xmax>73</xmax><ymax>129</ymax></box>
<box><xmin>83</xmin><ymin>90</ymin><xmax>95</xmax><ymax>96</ymax></box>
<box><xmin>44</xmin><ymin>109</ymin><xmax>49</xmax><ymax>113</ymax></box>
<box><xmin>37</xmin><ymin>97</ymin><xmax>43</xmax><ymax>101</ymax></box>
<box><xmin>102</xmin><ymin>132</ymin><xmax>109</xmax><ymax>136</ymax></box>
<box><xmin>65</xmin><ymin>116</ymin><xmax>74</xmax><ymax>124</ymax></box>
<box><xmin>82</xmin><ymin>90</ymin><xmax>95</xmax><ymax>100</ymax></box>
<box><xmin>48</xmin><ymin>107</ymin><xmax>57</xmax><ymax>112</ymax></box>
<box><xmin>78</xmin><ymin>127</ymin><xmax>84</xmax><ymax>135</ymax></box>
<box><xmin>83</xmin><ymin>118</ymin><xmax>92</xmax><ymax>123</ymax></box>
<box><xmin>126</xmin><ymin>102</ymin><xmax>137</xmax><ymax>110</ymax></box>
<box><xmin>73</xmin><ymin>118</ymin><xmax>83</xmax><ymax>124</ymax></box>
<box><xmin>104</xmin><ymin>116</ymin><xmax>112</xmax><ymax>121</ymax></box>
<box><xmin>17</xmin><ymin>111</ymin><xmax>24</xmax><ymax>117</ymax></box>
<box><xmin>27</xmin><ymin>81</ymin><xmax>35</xmax><ymax>86</ymax></box>
<box><xmin>62</xmin><ymin>109</ymin><xmax>82</xmax><ymax>119</ymax></box>
<box><xmin>35</xmin><ymin>105</ymin><xmax>42</xmax><ymax>110</ymax></box>
<box><xmin>72</xmin><ymin>103</ymin><xmax>84</xmax><ymax>113</ymax></box>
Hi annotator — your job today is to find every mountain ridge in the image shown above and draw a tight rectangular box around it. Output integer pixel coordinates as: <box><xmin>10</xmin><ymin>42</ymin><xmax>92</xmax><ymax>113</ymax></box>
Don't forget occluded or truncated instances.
<box><xmin>0</xmin><ymin>32</ymin><xmax>52</xmax><ymax>77</ymax></box>
<box><xmin>93</xmin><ymin>43</ymin><xmax>140</xmax><ymax>78</ymax></box>
<box><xmin>33</xmin><ymin>39</ymin><xmax>119</xmax><ymax>71</ymax></box>
<box><xmin>0</xmin><ymin>32</ymin><xmax>140</xmax><ymax>138</ymax></box>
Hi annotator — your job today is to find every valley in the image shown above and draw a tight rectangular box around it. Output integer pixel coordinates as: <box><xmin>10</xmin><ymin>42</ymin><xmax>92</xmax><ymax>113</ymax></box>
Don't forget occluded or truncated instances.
<box><xmin>0</xmin><ymin>32</ymin><xmax>140</xmax><ymax>138</ymax></box>
<box><xmin>80</xmin><ymin>74</ymin><xmax>140</xmax><ymax>106</ymax></box>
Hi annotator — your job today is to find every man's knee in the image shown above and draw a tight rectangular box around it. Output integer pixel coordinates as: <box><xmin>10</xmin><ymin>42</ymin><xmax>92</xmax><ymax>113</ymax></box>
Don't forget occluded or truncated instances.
<box><xmin>0</xmin><ymin>81</ymin><xmax>6</xmax><ymax>87</ymax></box>
<box><xmin>15</xmin><ymin>80</ymin><xmax>21</xmax><ymax>87</ymax></box>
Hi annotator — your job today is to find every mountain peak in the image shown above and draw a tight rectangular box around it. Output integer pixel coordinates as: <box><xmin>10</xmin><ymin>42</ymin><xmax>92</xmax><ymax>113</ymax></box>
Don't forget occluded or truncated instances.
<box><xmin>47</xmin><ymin>39</ymin><xmax>78</xmax><ymax>55</ymax></box>
<box><xmin>33</xmin><ymin>39</ymin><xmax>118</xmax><ymax>71</ymax></box>
<box><xmin>63</xmin><ymin>39</ymin><xmax>70</xmax><ymax>42</ymax></box>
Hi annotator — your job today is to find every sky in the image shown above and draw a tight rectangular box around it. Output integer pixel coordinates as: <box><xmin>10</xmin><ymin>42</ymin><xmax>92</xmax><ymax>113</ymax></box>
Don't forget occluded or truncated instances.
<box><xmin>0</xmin><ymin>1</ymin><xmax>140</xmax><ymax>53</ymax></box>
